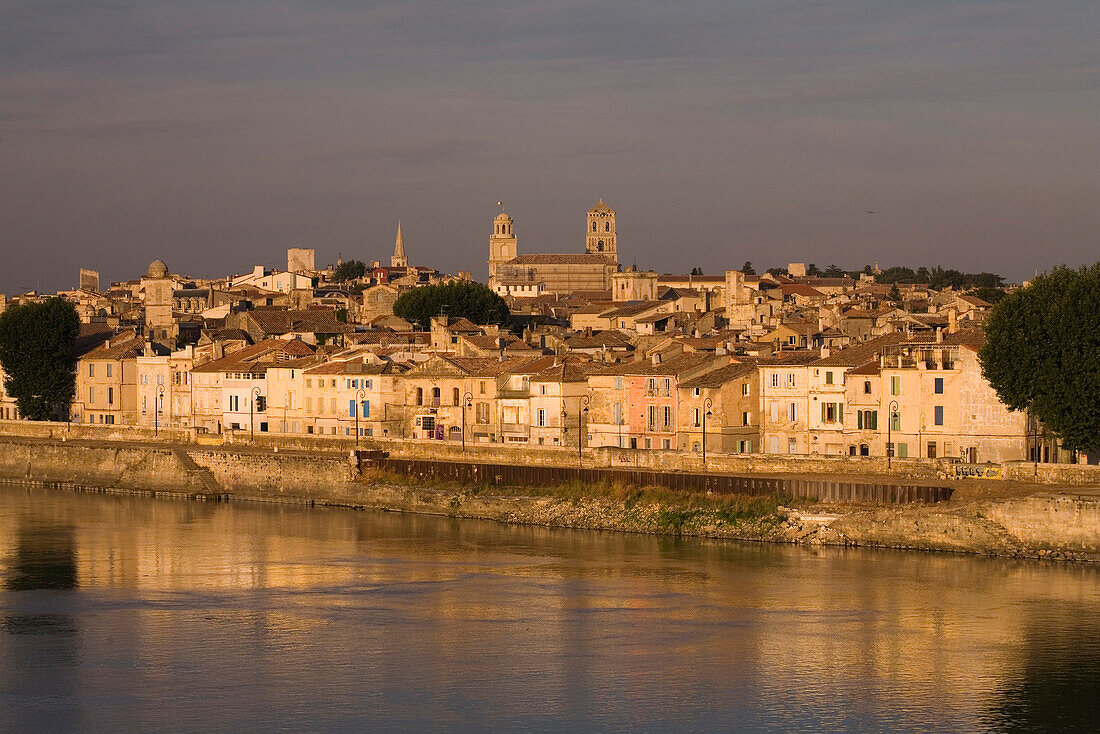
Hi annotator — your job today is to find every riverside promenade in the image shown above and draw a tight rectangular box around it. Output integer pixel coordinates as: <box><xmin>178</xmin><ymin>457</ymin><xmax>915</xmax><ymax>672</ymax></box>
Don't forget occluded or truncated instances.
<box><xmin>0</xmin><ymin>420</ymin><xmax>1098</xmax><ymax>560</ymax></box>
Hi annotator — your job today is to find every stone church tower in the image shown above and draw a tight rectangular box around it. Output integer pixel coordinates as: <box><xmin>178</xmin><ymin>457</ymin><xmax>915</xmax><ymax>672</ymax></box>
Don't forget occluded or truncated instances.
<box><xmin>487</xmin><ymin>210</ymin><xmax>517</xmax><ymax>284</ymax></box>
<box><xmin>585</xmin><ymin>199</ymin><xmax>616</xmax><ymax>256</ymax></box>
<box><xmin>391</xmin><ymin>221</ymin><xmax>408</xmax><ymax>268</ymax></box>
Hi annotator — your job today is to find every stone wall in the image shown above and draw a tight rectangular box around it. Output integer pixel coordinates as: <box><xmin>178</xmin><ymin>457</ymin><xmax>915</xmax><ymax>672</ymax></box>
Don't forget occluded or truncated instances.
<box><xmin>982</xmin><ymin>493</ymin><xmax>1100</xmax><ymax>552</ymax></box>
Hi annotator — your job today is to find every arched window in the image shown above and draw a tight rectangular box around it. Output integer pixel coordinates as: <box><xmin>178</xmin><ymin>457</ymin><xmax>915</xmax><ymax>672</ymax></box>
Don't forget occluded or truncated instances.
<box><xmin>592</xmin><ymin>221</ymin><xmax>597</xmax><ymax>232</ymax></box>
<box><xmin>597</xmin><ymin>241</ymin><xmax>604</xmax><ymax>251</ymax></box>
<box><xmin>416</xmin><ymin>388</ymin><xmax>423</xmax><ymax>406</ymax></box>
<box><xmin>432</xmin><ymin>387</ymin><xmax>441</xmax><ymax>406</ymax></box>
<box><xmin>605</xmin><ymin>221</ymin><xmax>610</xmax><ymax>232</ymax></box>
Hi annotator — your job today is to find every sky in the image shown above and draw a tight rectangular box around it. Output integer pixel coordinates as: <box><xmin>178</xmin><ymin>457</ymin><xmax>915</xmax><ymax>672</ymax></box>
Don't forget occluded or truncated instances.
<box><xmin>1</xmin><ymin>0</ymin><xmax>1098</xmax><ymax>293</ymax></box>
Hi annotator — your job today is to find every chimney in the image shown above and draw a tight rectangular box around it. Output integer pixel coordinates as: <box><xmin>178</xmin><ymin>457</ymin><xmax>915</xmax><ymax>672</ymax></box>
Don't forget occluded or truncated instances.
<box><xmin>936</xmin><ymin>327</ymin><xmax>944</xmax><ymax>343</ymax></box>
<box><xmin>820</xmin><ymin>346</ymin><xmax>831</xmax><ymax>359</ymax></box>
<box><xmin>651</xmin><ymin>353</ymin><xmax>661</xmax><ymax>365</ymax></box>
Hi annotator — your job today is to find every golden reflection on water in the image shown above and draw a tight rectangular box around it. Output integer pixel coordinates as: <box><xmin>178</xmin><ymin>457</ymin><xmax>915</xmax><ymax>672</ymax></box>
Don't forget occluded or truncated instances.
<box><xmin>0</xmin><ymin>483</ymin><xmax>1098</xmax><ymax>732</ymax></box>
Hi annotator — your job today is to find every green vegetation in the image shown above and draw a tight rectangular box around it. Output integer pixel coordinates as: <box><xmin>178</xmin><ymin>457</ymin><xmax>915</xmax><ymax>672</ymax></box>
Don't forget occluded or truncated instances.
<box><xmin>741</xmin><ymin>261</ymin><xmax>755</xmax><ymax>276</ymax></box>
<box><xmin>874</xmin><ymin>265</ymin><xmax>1004</xmax><ymax>290</ymax></box>
<box><xmin>887</xmin><ymin>284</ymin><xmax>903</xmax><ymax>303</ymax></box>
<box><xmin>332</xmin><ymin>259</ymin><xmax>367</xmax><ymax>282</ymax></box>
<box><xmin>969</xmin><ymin>286</ymin><xmax>1007</xmax><ymax>305</ymax></box>
<box><xmin>980</xmin><ymin>264</ymin><xmax>1100</xmax><ymax>453</ymax></box>
<box><xmin>0</xmin><ymin>298</ymin><xmax>80</xmax><ymax>420</ymax></box>
<box><xmin>393</xmin><ymin>281</ymin><xmax>511</xmax><ymax>329</ymax></box>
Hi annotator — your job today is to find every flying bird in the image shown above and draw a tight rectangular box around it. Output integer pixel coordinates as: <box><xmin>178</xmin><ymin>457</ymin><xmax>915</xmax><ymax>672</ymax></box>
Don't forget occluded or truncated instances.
<box><xmin>866</xmin><ymin>210</ymin><xmax>876</xmax><ymax>214</ymax></box>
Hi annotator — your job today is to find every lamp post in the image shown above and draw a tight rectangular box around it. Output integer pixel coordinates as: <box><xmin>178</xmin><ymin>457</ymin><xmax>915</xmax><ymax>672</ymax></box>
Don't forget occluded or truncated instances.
<box><xmin>887</xmin><ymin>399</ymin><xmax>899</xmax><ymax>468</ymax></box>
<box><xmin>578</xmin><ymin>395</ymin><xmax>590</xmax><ymax>463</ymax></box>
<box><xmin>155</xmin><ymin>384</ymin><xmax>165</xmax><ymax>437</ymax></box>
<box><xmin>250</xmin><ymin>386</ymin><xmax>261</xmax><ymax>440</ymax></box>
<box><xmin>462</xmin><ymin>392</ymin><xmax>473</xmax><ymax>452</ymax></box>
<box><xmin>355</xmin><ymin>387</ymin><xmax>365</xmax><ymax>449</ymax></box>
<box><xmin>702</xmin><ymin>397</ymin><xmax>713</xmax><ymax>467</ymax></box>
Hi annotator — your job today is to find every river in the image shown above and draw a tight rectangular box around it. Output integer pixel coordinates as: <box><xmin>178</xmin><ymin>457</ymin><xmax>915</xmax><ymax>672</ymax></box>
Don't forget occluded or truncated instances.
<box><xmin>0</xmin><ymin>482</ymin><xmax>1097</xmax><ymax>733</ymax></box>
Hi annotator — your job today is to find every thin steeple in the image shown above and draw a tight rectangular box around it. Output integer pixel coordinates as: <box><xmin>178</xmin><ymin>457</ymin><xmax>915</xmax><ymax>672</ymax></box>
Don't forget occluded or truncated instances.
<box><xmin>391</xmin><ymin>221</ymin><xmax>408</xmax><ymax>268</ymax></box>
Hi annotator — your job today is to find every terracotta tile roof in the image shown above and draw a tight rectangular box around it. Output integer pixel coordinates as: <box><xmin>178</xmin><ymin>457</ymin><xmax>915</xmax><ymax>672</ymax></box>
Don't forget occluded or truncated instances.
<box><xmin>79</xmin><ymin>331</ymin><xmax>145</xmax><ymax>361</ymax></box>
<box><xmin>595</xmin><ymin>352</ymin><xmax>715</xmax><ymax>377</ymax></box>
<box><xmin>246</xmin><ymin>309</ymin><xmax>350</xmax><ymax>335</ymax></box>
<box><xmin>812</xmin><ymin>333</ymin><xmax>908</xmax><ymax>367</ymax></box>
<box><xmin>191</xmin><ymin>339</ymin><xmax>316</xmax><ymax>373</ymax></box>
<box><xmin>679</xmin><ymin>360</ymin><xmax>757</xmax><ymax>388</ymax></box>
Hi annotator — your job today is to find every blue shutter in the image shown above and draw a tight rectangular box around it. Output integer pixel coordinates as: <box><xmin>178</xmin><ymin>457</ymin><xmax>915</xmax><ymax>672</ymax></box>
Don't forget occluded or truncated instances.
<box><xmin>363</xmin><ymin>400</ymin><xmax>369</xmax><ymax>418</ymax></box>
<box><xmin>349</xmin><ymin>400</ymin><xmax>356</xmax><ymax>417</ymax></box>
<box><xmin>934</xmin><ymin>405</ymin><xmax>943</xmax><ymax>426</ymax></box>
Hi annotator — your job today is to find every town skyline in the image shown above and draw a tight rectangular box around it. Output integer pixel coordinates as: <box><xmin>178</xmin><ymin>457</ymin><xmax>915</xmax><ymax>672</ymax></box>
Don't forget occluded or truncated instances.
<box><xmin>3</xmin><ymin>1</ymin><xmax>1099</xmax><ymax>293</ymax></box>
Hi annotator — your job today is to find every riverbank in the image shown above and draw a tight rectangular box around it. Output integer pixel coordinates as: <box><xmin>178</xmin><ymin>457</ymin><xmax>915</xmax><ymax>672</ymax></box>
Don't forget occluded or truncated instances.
<box><xmin>0</xmin><ymin>435</ymin><xmax>1097</xmax><ymax>562</ymax></box>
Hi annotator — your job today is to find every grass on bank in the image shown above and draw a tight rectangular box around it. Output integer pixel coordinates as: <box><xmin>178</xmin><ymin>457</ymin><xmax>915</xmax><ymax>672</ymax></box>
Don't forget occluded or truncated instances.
<box><xmin>358</xmin><ymin>467</ymin><xmax>812</xmax><ymax>534</ymax></box>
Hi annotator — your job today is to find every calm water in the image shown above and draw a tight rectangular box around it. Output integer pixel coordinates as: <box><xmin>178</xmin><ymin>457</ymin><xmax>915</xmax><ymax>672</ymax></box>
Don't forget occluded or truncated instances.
<box><xmin>0</xmin><ymin>484</ymin><xmax>1098</xmax><ymax>733</ymax></box>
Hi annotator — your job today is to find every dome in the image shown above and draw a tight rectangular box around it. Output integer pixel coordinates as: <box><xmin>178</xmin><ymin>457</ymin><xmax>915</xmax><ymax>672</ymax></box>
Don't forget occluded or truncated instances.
<box><xmin>146</xmin><ymin>259</ymin><xmax>168</xmax><ymax>279</ymax></box>
<box><xmin>494</xmin><ymin>211</ymin><xmax>513</xmax><ymax>222</ymax></box>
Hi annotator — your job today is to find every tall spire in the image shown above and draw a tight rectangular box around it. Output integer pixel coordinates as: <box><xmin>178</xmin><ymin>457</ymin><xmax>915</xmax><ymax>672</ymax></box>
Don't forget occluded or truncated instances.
<box><xmin>391</xmin><ymin>220</ymin><xmax>408</xmax><ymax>268</ymax></box>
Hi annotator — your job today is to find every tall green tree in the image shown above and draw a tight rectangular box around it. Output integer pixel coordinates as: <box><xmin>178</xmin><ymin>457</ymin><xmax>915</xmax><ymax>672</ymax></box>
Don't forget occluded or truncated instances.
<box><xmin>393</xmin><ymin>281</ymin><xmax>511</xmax><ymax>329</ymax></box>
<box><xmin>740</xmin><ymin>261</ymin><xmax>756</xmax><ymax>276</ymax></box>
<box><xmin>0</xmin><ymin>298</ymin><xmax>80</xmax><ymax>420</ymax></box>
<box><xmin>980</xmin><ymin>265</ymin><xmax>1100</xmax><ymax>452</ymax></box>
<box><xmin>886</xmin><ymin>284</ymin><xmax>903</xmax><ymax>303</ymax></box>
<box><xmin>332</xmin><ymin>260</ymin><xmax>367</xmax><ymax>282</ymax></box>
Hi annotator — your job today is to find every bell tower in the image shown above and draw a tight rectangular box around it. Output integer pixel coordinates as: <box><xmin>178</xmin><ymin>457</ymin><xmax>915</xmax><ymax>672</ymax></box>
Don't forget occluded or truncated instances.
<box><xmin>488</xmin><ymin>209</ymin><xmax>517</xmax><ymax>286</ymax></box>
<box><xmin>391</xmin><ymin>221</ymin><xmax>407</xmax><ymax>268</ymax></box>
<box><xmin>585</xmin><ymin>199</ymin><xmax>616</xmax><ymax>259</ymax></box>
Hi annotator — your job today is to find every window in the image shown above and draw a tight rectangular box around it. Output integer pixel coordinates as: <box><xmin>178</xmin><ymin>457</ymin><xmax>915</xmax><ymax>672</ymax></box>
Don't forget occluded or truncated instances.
<box><xmin>771</xmin><ymin>373</ymin><xmax>779</xmax><ymax>388</ymax></box>
<box><xmin>788</xmin><ymin>437</ymin><xmax>797</xmax><ymax>453</ymax></box>
<box><xmin>891</xmin><ymin>376</ymin><xmax>901</xmax><ymax>395</ymax></box>
<box><xmin>927</xmin><ymin>441</ymin><xmax>937</xmax><ymax>459</ymax></box>
<box><xmin>89</xmin><ymin>364</ymin><xmax>94</xmax><ymax>378</ymax></box>
<box><xmin>769</xmin><ymin>436</ymin><xmax>779</xmax><ymax>453</ymax></box>
<box><xmin>693</xmin><ymin>388</ymin><xmax>701</xmax><ymax>397</ymax></box>
<box><xmin>305</xmin><ymin>397</ymin><xmax>312</xmax><ymax>412</ymax></box>
<box><xmin>739</xmin><ymin>440</ymin><xmax>753</xmax><ymax>453</ymax></box>
<box><xmin>864</xmin><ymin>380</ymin><xmax>872</xmax><ymax>394</ymax></box>
<box><xmin>432</xmin><ymin>387</ymin><xmax>440</xmax><ymax>406</ymax></box>
<box><xmin>477</xmin><ymin>402</ymin><xmax>489</xmax><ymax>423</ymax></box>
<box><xmin>363</xmin><ymin>401</ymin><xmax>370</xmax><ymax>418</ymax></box>
<box><xmin>537</xmin><ymin>409</ymin><xmax>546</xmax><ymax>427</ymax></box>
<box><xmin>306</xmin><ymin>379</ymin><xmax>312</xmax><ymax>388</ymax></box>
<box><xmin>540</xmin><ymin>384</ymin><xmax>547</xmax><ymax>395</ymax></box>
<box><xmin>789</xmin><ymin>402</ymin><xmax>797</xmax><ymax>423</ymax></box>
<box><xmin>692</xmin><ymin>441</ymin><xmax>701</xmax><ymax>453</ymax></box>
<box><xmin>693</xmin><ymin>408</ymin><xmax>701</xmax><ymax>427</ymax></box>
<box><xmin>825</xmin><ymin>371</ymin><xmax>834</xmax><ymax>385</ymax></box>
<box><xmin>742</xmin><ymin>411</ymin><xmax>750</xmax><ymax>426</ymax></box>
<box><xmin>822</xmin><ymin>403</ymin><xmax>842</xmax><ymax>424</ymax></box>
<box><xmin>934</xmin><ymin>377</ymin><xmax>944</xmax><ymax>394</ymax></box>
<box><xmin>349</xmin><ymin>400</ymin><xmax>356</xmax><ymax>417</ymax></box>
<box><xmin>613</xmin><ymin>402</ymin><xmax>623</xmax><ymax>425</ymax></box>
<box><xmin>770</xmin><ymin>402</ymin><xmax>779</xmax><ymax>422</ymax></box>
<box><xmin>480</xmin><ymin>381</ymin><xmax>486</xmax><ymax>394</ymax></box>
<box><xmin>662</xmin><ymin>379</ymin><xmax>671</xmax><ymax>396</ymax></box>
<box><xmin>787</xmin><ymin>373</ymin><xmax>795</xmax><ymax>387</ymax></box>
<box><xmin>89</xmin><ymin>386</ymin><xmax>94</xmax><ymax>404</ymax></box>
<box><xmin>453</xmin><ymin>388</ymin><xmax>460</xmax><ymax>406</ymax></box>
<box><xmin>615</xmin><ymin>376</ymin><xmax>623</xmax><ymax>389</ymax></box>
<box><xmin>107</xmin><ymin>387</ymin><xmax>113</xmax><ymax>405</ymax></box>
<box><xmin>662</xmin><ymin>405</ymin><xmax>672</xmax><ymax>430</ymax></box>
<box><xmin>106</xmin><ymin>364</ymin><xmax>112</xmax><ymax>378</ymax></box>
<box><xmin>416</xmin><ymin>388</ymin><xmax>423</xmax><ymax>406</ymax></box>
<box><xmin>897</xmin><ymin>442</ymin><xmax>908</xmax><ymax>458</ymax></box>
<box><xmin>648</xmin><ymin>406</ymin><xmax>657</xmax><ymax>431</ymax></box>
<box><xmin>741</xmin><ymin>383</ymin><xmax>749</xmax><ymax>396</ymax></box>
<box><xmin>934</xmin><ymin>405</ymin><xmax>944</xmax><ymax>426</ymax></box>
<box><xmin>857</xmin><ymin>410</ymin><xmax>878</xmax><ymax>430</ymax></box>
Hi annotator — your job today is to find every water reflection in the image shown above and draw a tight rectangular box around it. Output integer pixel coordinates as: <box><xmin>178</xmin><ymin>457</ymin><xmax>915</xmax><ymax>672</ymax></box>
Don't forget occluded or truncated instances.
<box><xmin>0</xmin><ymin>482</ymin><xmax>1097</xmax><ymax>733</ymax></box>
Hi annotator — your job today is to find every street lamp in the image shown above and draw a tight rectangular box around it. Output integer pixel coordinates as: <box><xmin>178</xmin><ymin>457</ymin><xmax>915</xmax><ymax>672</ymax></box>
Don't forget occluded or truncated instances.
<box><xmin>155</xmin><ymin>384</ymin><xmax>165</xmax><ymax>437</ymax></box>
<box><xmin>462</xmin><ymin>392</ymin><xmax>473</xmax><ymax>452</ymax></box>
<box><xmin>887</xmin><ymin>399</ymin><xmax>899</xmax><ymax>468</ymax></box>
<box><xmin>250</xmin><ymin>386</ymin><xmax>261</xmax><ymax>440</ymax></box>
<box><xmin>355</xmin><ymin>387</ymin><xmax>366</xmax><ymax>449</ymax></box>
<box><xmin>702</xmin><ymin>397</ymin><xmax>713</xmax><ymax>467</ymax></box>
<box><xmin>578</xmin><ymin>395</ymin><xmax>590</xmax><ymax>463</ymax></box>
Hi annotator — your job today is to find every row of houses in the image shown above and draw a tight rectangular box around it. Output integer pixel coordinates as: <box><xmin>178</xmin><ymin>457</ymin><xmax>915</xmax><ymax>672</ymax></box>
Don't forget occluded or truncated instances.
<box><xmin>51</xmin><ymin>326</ymin><xmax>1035</xmax><ymax>464</ymax></box>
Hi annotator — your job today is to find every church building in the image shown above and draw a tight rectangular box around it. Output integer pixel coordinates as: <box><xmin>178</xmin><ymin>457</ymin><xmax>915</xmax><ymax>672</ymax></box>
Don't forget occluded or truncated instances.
<box><xmin>488</xmin><ymin>200</ymin><xmax>620</xmax><ymax>296</ymax></box>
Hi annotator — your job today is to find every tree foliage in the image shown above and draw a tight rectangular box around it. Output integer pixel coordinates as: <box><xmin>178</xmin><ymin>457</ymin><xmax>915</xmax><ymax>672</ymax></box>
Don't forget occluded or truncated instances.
<box><xmin>980</xmin><ymin>265</ymin><xmax>1100</xmax><ymax>452</ymax></box>
<box><xmin>886</xmin><ymin>284</ymin><xmax>903</xmax><ymax>303</ymax></box>
<box><xmin>740</xmin><ymin>261</ymin><xmax>755</xmax><ymax>276</ymax></box>
<box><xmin>875</xmin><ymin>264</ymin><xmax>1004</xmax><ymax>290</ymax></box>
<box><xmin>0</xmin><ymin>298</ymin><xmax>80</xmax><ymax>420</ymax></box>
<box><xmin>332</xmin><ymin>260</ymin><xmax>367</xmax><ymax>282</ymax></box>
<box><xmin>393</xmin><ymin>281</ymin><xmax>511</xmax><ymax>329</ymax></box>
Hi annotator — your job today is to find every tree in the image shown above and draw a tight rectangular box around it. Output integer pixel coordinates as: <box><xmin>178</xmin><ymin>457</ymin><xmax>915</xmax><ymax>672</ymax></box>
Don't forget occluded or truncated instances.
<box><xmin>0</xmin><ymin>298</ymin><xmax>80</xmax><ymax>420</ymax></box>
<box><xmin>969</xmin><ymin>286</ymin><xmax>1007</xmax><ymax>305</ymax></box>
<box><xmin>821</xmin><ymin>264</ymin><xmax>846</xmax><ymax>278</ymax></box>
<box><xmin>690</xmin><ymin>266</ymin><xmax>704</xmax><ymax>276</ymax></box>
<box><xmin>332</xmin><ymin>260</ymin><xmax>366</xmax><ymax>282</ymax></box>
<box><xmin>393</xmin><ymin>281</ymin><xmax>511</xmax><ymax>329</ymax></box>
<box><xmin>886</xmin><ymin>284</ymin><xmax>903</xmax><ymax>303</ymax></box>
<box><xmin>741</xmin><ymin>261</ymin><xmax>756</xmax><ymax>276</ymax></box>
<box><xmin>980</xmin><ymin>265</ymin><xmax>1100</xmax><ymax>453</ymax></box>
